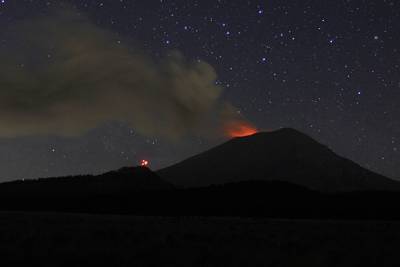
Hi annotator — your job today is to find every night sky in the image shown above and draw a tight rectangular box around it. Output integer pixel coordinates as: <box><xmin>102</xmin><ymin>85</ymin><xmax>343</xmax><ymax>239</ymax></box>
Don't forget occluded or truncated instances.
<box><xmin>0</xmin><ymin>0</ymin><xmax>398</xmax><ymax>181</ymax></box>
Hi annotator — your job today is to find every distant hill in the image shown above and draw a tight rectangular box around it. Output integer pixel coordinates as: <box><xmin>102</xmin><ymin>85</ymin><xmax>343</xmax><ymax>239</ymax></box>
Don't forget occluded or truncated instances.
<box><xmin>158</xmin><ymin>128</ymin><xmax>400</xmax><ymax>192</ymax></box>
<box><xmin>0</xmin><ymin>166</ymin><xmax>173</xmax><ymax>199</ymax></box>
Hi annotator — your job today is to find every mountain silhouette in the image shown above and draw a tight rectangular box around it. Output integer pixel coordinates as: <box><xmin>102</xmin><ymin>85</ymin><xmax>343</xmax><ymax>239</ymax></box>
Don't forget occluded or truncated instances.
<box><xmin>158</xmin><ymin>128</ymin><xmax>400</xmax><ymax>192</ymax></box>
<box><xmin>0</xmin><ymin>166</ymin><xmax>173</xmax><ymax>199</ymax></box>
<box><xmin>0</xmin><ymin>136</ymin><xmax>400</xmax><ymax>219</ymax></box>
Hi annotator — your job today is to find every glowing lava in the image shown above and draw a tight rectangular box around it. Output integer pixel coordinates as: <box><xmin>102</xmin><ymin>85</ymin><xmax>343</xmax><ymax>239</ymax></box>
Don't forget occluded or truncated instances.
<box><xmin>140</xmin><ymin>159</ymin><xmax>149</xmax><ymax>167</ymax></box>
<box><xmin>225</xmin><ymin>120</ymin><xmax>258</xmax><ymax>138</ymax></box>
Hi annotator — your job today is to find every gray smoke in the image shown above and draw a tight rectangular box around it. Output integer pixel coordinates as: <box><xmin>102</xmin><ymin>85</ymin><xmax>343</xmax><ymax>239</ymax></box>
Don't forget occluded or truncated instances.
<box><xmin>0</xmin><ymin>9</ymin><xmax>242</xmax><ymax>140</ymax></box>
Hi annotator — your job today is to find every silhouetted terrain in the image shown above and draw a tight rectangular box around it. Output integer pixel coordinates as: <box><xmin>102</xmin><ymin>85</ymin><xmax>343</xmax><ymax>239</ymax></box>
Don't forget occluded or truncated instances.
<box><xmin>158</xmin><ymin>128</ymin><xmax>400</xmax><ymax>192</ymax></box>
<box><xmin>1</xmin><ymin>128</ymin><xmax>400</xmax><ymax>220</ymax></box>
<box><xmin>1</xmin><ymin>178</ymin><xmax>400</xmax><ymax>220</ymax></box>
<box><xmin>0</xmin><ymin>166</ymin><xmax>173</xmax><ymax>199</ymax></box>
<box><xmin>1</xmin><ymin>128</ymin><xmax>400</xmax><ymax>266</ymax></box>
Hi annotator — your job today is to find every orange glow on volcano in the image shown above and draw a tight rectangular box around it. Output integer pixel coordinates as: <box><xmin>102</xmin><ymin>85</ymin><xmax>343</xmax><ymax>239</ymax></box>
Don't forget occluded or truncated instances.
<box><xmin>225</xmin><ymin>121</ymin><xmax>258</xmax><ymax>138</ymax></box>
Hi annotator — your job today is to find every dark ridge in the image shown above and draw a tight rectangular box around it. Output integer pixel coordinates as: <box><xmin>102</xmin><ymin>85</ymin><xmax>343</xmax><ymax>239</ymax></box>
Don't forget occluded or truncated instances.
<box><xmin>0</xmin><ymin>166</ymin><xmax>174</xmax><ymax>199</ymax></box>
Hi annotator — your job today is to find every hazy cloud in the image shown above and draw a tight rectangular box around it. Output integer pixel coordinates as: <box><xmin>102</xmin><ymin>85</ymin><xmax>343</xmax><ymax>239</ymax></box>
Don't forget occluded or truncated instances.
<box><xmin>0</xmin><ymin>8</ymin><xmax>245</xmax><ymax>140</ymax></box>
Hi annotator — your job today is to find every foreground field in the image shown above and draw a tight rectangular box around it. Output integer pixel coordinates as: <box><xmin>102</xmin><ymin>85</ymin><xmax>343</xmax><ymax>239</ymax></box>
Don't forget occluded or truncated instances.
<box><xmin>0</xmin><ymin>212</ymin><xmax>399</xmax><ymax>266</ymax></box>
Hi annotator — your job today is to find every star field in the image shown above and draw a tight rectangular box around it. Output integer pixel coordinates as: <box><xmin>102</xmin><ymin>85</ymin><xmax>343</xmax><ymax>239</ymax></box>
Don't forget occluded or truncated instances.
<box><xmin>0</xmin><ymin>0</ymin><xmax>398</xmax><ymax>180</ymax></box>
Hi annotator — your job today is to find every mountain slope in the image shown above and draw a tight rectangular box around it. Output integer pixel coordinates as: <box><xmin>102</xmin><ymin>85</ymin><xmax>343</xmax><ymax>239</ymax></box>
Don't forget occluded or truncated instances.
<box><xmin>158</xmin><ymin>128</ymin><xmax>400</xmax><ymax>192</ymax></box>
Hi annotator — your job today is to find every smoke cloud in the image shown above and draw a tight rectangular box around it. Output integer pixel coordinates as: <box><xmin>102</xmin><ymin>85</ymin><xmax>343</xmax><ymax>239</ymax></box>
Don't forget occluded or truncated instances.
<box><xmin>0</xmin><ymin>8</ymin><xmax>245</xmax><ymax>140</ymax></box>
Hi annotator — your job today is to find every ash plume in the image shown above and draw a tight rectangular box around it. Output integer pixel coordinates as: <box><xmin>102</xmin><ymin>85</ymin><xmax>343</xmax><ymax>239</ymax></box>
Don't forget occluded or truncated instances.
<box><xmin>0</xmin><ymin>8</ymin><xmax>248</xmax><ymax>140</ymax></box>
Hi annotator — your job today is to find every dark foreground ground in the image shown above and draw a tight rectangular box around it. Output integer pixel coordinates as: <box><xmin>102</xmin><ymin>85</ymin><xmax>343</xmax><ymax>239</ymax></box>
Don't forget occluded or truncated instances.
<box><xmin>0</xmin><ymin>212</ymin><xmax>399</xmax><ymax>266</ymax></box>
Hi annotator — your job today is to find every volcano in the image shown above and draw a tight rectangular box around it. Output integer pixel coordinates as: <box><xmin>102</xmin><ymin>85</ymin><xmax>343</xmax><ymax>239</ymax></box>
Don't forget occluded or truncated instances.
<box><xmin>158</xmin><ymin>128</ymin><xmax>400</xmax><ymax>192</ymax></box>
